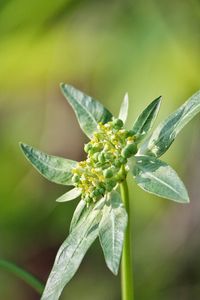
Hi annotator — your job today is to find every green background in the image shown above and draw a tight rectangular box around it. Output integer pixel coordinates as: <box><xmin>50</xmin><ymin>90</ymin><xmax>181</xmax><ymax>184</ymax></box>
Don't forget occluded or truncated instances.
<box><xmin>0</xmin><ymin>0</ymin><xmax>200</xmax><ymax>299</ymax></box>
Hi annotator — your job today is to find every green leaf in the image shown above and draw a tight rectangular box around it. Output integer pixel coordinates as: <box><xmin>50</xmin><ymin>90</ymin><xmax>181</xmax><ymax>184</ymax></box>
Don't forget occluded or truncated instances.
<box><xmin>132</xmin><ymin>96</ymin><xmax>162</xmax><ymax>142</ymax></box>
<box><xmin>99</xmin><ymin>191</ymin><xmax>127</xmax><ymax>275</ymax></box>
<box><xmin>0</xmin><ymin>259</ymin><xmax>44</xmax><ymax>294</ymax></box>
<box><xmin>61</xmin><ymin>83</ymin><xmax>113</xmax><ymax>139</ymax></box>
<box><xmin>56</xmin><ymin>188</ymin><xmax>81</xmax><ymax>202</ymax></box>
<box><xmin>132</xmin><ymin>156</ymin><xmax>189</xmax><ymax>203</ymax></box>
<box><xmin>41</xmin><ymin>198</ymin><xmax>105</xmax><ymax>300</ymax></box>
<box><xmin>118</xmin><ymin>93</ymin><xmax>129</xmax><ymax>124</ymax></box>
<box><xmin>69</xmin><ymin>200</ymin><xmax>86</xmax><ymax>232</ymax></box>
<box><xmin>20</xmin><ymin>143</ymin><xmax>77</xmax><ymax>185</ymax></box>
<box><xmin>139</xmin><ymin>90</ymin><xmax>200</xmax><ymax>157</ymax></box>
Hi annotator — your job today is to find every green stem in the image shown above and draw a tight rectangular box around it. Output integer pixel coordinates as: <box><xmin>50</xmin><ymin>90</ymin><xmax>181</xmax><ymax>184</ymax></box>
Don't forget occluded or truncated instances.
<box><xmin>0</xmin><ymin>259</ymin><xmax>44</xmax><ymax>294</ymax></box>
<box><xmin>120</xmin><ymin>180</ymin><xmax>134</xmax><ymax>300</ymax></box>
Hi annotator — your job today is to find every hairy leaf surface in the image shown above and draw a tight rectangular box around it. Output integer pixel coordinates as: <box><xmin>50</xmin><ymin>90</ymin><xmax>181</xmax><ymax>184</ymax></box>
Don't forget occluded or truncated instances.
<box><xmin>69</xmin><ymin>200</ymin><xmax>87</xmax><ymax>232</ymax></box>
<box><xmin>118</xmin><ymin>93</ymin><xmax>129</xmax><ymax>124</ymax></box>
<box><xmin>20</xmin><ymin>143</ymin><xmax>77</xmax><ymax>185</ymax></box>
<box><xmin>132</xmin><ymin>96</ymin><xmax>161</xmax><ymax>142</ymax></box>
<box><xmin>61</xmin><ymin>83</ymin><xmax>113</xmax><ymax>139</ymax></box>
<box><xmin>41</xmin><ymin>199</ymin><xmax>105</xmax><ymax>300</ymax></box>
<box><xmin>132</xmin><ymin>156</ymin><xmax>189</xmax><ymax>203</ymax></box>
<box><xmin>56</xmin><ymin>188</ymin><xmax>81</xmax><ymax>202</ymax></box>
<box><xmin>139</xmin><ymin>90</ymin><xmax>200</xmax><ymax>157</ymax></box>
<box><xmin>99</xmin><ymin>191</ymin><xmax>127</xmax><ymax>275</ymax></box>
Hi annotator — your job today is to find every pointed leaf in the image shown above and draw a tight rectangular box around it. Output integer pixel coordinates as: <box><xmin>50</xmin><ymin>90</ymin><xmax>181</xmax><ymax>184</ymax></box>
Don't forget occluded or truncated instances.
<box><xmin>132</xmin><ymin>156</ymin><xmax>189</xmax><ymax>203</ymax></box>
<box><xmin>56</xmin><ymin>188</ymin><xmax>81</xmax><ymax>202</ymax></box>
<box><xmin>139</xmin><ymin>90</ymin><xmax>200</xmax><ymax>157</ymax></box>
<box><xmin>69</xmin><ymin>200</ymin><xmax>86</xmax><ymax>232</ymax></box>
<box><xmin>99</xmin><ymin>191</ymin><xmax>127</xmax><ymax>275</ymax></box>
<box><xmin>41</xmin><ymin>198</ymin><xmax>105</xmax><ymax>300</ymax></box>
<box><xmin>61</xmin><ymin>83</ymin><xmax>113</xmax><ymax>139</ymax></box>
<box><xmin>132</xmin><ymin>96</ymin><xmax>162</xmax><ymax>142</ymax></box>
<box><xmin>20</xmin><ymin>143</ymin><xmax>77</xmax><ymax>185</ymax></box>
<box><xmin>118</xmin><ymin>93</ymin><xmax>129</xmax><ymax>124</ymax></box>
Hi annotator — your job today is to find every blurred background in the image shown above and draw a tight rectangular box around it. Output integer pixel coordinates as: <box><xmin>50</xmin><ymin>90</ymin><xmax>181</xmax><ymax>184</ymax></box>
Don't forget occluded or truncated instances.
<box><xmin>0</xmin><ymin>0</ymin><xmax>200</xmax><ymax>299</ymax></box>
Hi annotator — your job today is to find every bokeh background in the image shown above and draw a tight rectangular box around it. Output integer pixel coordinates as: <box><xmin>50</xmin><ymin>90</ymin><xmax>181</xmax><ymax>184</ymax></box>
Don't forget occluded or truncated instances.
<box><xmin>0</xmin><ymin>0</ymin><xmax>200</xmax><ymax>299</ymax></box>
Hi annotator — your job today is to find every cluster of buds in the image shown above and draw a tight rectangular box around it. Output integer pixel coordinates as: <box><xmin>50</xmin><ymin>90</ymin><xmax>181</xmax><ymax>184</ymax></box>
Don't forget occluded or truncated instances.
<box><xmin>72</xmin><ymin>118</ymin><xmax>137</xmax><ymax>204</ymax></box>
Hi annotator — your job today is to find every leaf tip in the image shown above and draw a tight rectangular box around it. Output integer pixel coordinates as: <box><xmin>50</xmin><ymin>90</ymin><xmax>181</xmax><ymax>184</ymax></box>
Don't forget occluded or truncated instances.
<box><xmin>19</xmin><ymin>142</ymin><xmax>28</xmax><ymax>153</ymax></box>
<box><xmin>184</xmin><ymin>195</ymin><xmax>190</xmax><ymax>204</ymax></box>
<box><xmin>112</xmin><ymin>267</ymin><xmax>119</xmax><ymax>276</ymax></box>
<box><xmin>156</xmin><ymin>95</ymin><xmax>162</xmax><ymax>104</ymax></box>
<box><xmin>60</xmin><ymin>82</ymin><xmax>65</xmax><ymax>91</ymax></box>
<box><xmin>55</xmin><ymin>198</ymin><xmax>62</xmax><ymax>203</ymax></box>
<box><xmin>124</xmin><ymin>92</ymin><xmax>129</xmax><ymax>99</ymax></box>
<box><xmin>107</xmin><ymin>263</ymin><xmax>119</xmax><ymax>276</ymax></box>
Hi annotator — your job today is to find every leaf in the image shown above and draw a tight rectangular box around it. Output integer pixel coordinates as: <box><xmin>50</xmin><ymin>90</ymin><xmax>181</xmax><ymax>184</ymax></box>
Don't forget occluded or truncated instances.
<box><xmin>132</xmin><ymin>96</ymin><xmax>162</xmax><ymax>142</ymax></box>
<box><xmin>69</xmin><ymin>200</ymin><xmax>86</xmax><ymax>232</ymax></box>
<box><xmin>61</xmin><ymin>83</ymin><xmax>113</xmax><ymax>139</ymax></box>
<box><xmin>20</xmin><ymin>143</ymin><xmax>77</xmax><ymax>185</ymax></box>
<box><xmin>99</xmin><ymin>191</ymin><xmax>128</xmax><ymax>275</ymax></box>
<box><xmin>118</xmin><ymin>93</ymin><xmax>129</xmax><ymax>124</ymax></box>
<box><xmin>56</xmin><ymin>188</ymin><xmax>81</xmax><ymax>202</ymax></box>
<box><xmin>132</xmin><ymin>156</ymin><xmax>189</xmax><ymax>203</ymax></box>
<box><xmin>139</xmin><ymin>90</ymin><xmax>200</xmax><ymax>157</ymax></box>
<box><xmin>41</xmin><ymin>198</ymin><xmax>105</xmax><ymax>300</ymax></box>
<box><xmin>0</xmin><ymin>259</ymin><xmax>44</xmax><ymax>295</ymax></box>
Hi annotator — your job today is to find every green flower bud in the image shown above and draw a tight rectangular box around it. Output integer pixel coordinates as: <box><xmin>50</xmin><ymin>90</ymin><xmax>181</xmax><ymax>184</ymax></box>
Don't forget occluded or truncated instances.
<box><xmin>98</xmin><ymin>152</ymin><xmax>105</xmax><ymax>163</ymax></box>
<box><xmin>90</xmin><ymin>145</ymin><xmax>100</xmax><ymax>154</ymax></box>
<box><xmin>92</xmin><ymin>189</ymin><xmax>101</xmax><ymax>197</ymax></box>
<box><xmin>98</xmin><ymin>187</ymin><xmax>105</xmax><ymax>195</ymax></box>
<box><xmin>103</xmin><ymin>168</ymin><xmax>113</xmax><ymax>178</ymax></box>
<box><xmin>102</xmin><ymin>163</ymin><xmax>110</xmax><ymax>170</ymax></box>
<box><xmin>113</xmin><ymin>118</ymin><xmax>124</xmax><ymax>129</ymax></box>
<box><xmin>115</xmin><ymin>168</ymin><xmax>126</xmax><ymax>182</ymax></box>
<box><xmin>105</xmin><ymin>183</ymin><xmax>113</xmax><ymax>192</ymax></box>
<box><xmin>84</xmin><ymin>143</ymin><xmax>92</xmax><ymax>153</ymax></box>
<box><xmin>104</xmin><ymin>152</ymin><xmax>114</xmax><ymax>160</ymax></box>
<box><xmin>122</xmin><ymin>143</ymin><xmax>137</xmax><ymax>158</ymax></box>
<box><xmin>72</xmin><ymin>174</ymin><xmax>80</xmax><ymax>183</ymax></box>
<box><xmin>85</xmin><ymin>196</ymin><xmax>92</xmax><ymax>203</ymax></box>
<box><xmin>106</xmin><ymin>180</ymin><xmax>116</xmax><ymax>192</ymax></box>
<box><xmin>114</xmin><ymin>159</ymin><xmax>121</xmax><ymax>168</ymax></box>
<box><xmin>126</xmin><ymin>130</ymin><xmax>135</xmax><ymax>137</ymax></box>
<box><xmin>119</xmin><ymin>156</ymin><xmax>127</xmax><ymax>164</ymax></box>
<box><xmin>93</xmin><ymin>152</ymin><xmax>99</xmax><ymax>161</ymax></box>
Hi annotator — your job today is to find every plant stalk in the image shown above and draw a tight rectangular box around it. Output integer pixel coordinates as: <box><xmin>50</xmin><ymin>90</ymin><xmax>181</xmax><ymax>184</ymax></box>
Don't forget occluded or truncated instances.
<box><xmin>0</xmin><ymin>259</ymin><xmax>44</xmax><ymax>294</ymax></box>
<box><xmin>120</xmin><ymin>180</ymin><xmax>134</xmax><ymax>300</ymax></box>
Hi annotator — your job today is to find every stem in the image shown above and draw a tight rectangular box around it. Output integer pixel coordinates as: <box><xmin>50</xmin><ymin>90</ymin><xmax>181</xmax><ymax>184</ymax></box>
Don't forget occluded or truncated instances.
<box><xmin>0</xmin><ymin>259</ymin><xmax>44</xmax><ymax>294</ymax></box>
<box><xmin>120</xmin><ymin>180</ymin><xmax>134</xmax><ymax>300</ymax></box>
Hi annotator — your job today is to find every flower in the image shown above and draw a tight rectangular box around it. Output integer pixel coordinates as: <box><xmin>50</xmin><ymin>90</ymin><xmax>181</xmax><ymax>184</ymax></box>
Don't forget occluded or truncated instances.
<box><xmin>71</xmin><ymin>119</ymin><xmax>137</xmax><ymax>204</ymax></box>
<box><xmin>20</xmin><ymin>84</ymin><xmax>200</xmax><ymax>300</ymax></box>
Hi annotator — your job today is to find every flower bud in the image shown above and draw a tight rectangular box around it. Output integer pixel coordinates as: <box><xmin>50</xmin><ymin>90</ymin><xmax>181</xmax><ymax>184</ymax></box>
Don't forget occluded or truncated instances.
<box><xmin>98</xmin><ymin>152</ymin><xmax>105</xmax><ymax>163</ymax></box>
<box><xmin>84</xmin><ymin>143</ymin><xmax>92</xmax><ymax>153</ymax></box>
<box><xmin>119</xmin><ymin>156</ymin><xmax>127</xmax><ymax>164</ymax></box>
<box><xmin>84</xmin><ymin>196</ymin><xmax>92</xmax><ymax>203</ymax></box>
<box><xmin>106</xmin><ymin>180</ymin><xmax>116</xmax><ymax>192</ymax></box>
<box><xmin>103</xmin><ymin>168</ymin><xmax>113</xmax><ymax>178</ymax></box>
<box><xmin>98</xmin><ymin>187</ymin><xmax>105</xmax><ymax>195</ymax></box>
<box><xmin>72</xmin><ymin>174</ymin><xmax>80</xmax><ymax>183</ymax></box>
<box><xmin>126</xmin><ymin>130</ymin><xmax>135</xmax><ymax>137</ymax></box>
<box><xmin>93</xmin><ymin>152</ymin><xmax>99</xmax><ymax>161</ymax></box>
<box><xmin>104</xmin><ymin>152</ymin><xmax>114</xmax><ymax>160</ymax></box>
<box><xmin>114</xmin><ymin>159</ymin><xmax>121</xmax><ymax>168</ymax></box>
<box><xmin>93</xmin><ymin>189</ymin><xmax>101</xmax><ymax>197</ymax></box>
<box><xmin>113</xmin><ymin>118</ymin><xmax>124</xmax><ymax>129</ymax></box>
<box><xmin>122</xmin><ymin>143</ymin><xmax>137</xmax><ymax>158</ymax></box>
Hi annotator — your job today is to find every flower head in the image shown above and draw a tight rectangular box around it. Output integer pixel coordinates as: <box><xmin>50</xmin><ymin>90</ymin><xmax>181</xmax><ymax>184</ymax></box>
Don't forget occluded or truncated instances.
<box><xmin>72</xmin><ymin>119</ymin><xmax>137</xmax><ymax>204</ymax></box>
